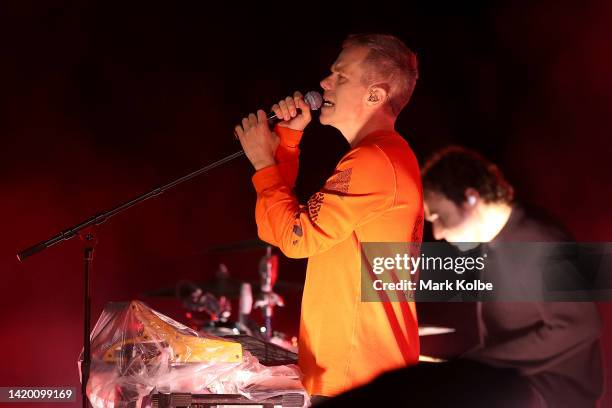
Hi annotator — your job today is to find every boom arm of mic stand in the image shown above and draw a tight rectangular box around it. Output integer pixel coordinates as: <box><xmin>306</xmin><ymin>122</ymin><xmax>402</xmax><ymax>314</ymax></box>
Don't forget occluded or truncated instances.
<box><xmin>16</xmin><ymin>150</ymin><xmax>245</xmax><ymax>261</ymax></box>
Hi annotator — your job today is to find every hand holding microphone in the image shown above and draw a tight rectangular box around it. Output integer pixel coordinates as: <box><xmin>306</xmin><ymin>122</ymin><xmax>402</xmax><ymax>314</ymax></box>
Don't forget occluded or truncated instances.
<box><xmin>270</xmin><ymin>90</ymin><xmax>315</xmax><ymax>131</ymax></box>
<box><xmin>234</xmin><ymin>90</ymin><xmax>322</xmax><ymax>170</ymax></box>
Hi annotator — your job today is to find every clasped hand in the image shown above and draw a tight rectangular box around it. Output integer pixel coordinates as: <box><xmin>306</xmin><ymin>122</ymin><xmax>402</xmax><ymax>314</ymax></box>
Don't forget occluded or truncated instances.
<box><xmin>235</xmin><ymin>91</ymin><xmax>312</xmax><ymax>170</ymax></box>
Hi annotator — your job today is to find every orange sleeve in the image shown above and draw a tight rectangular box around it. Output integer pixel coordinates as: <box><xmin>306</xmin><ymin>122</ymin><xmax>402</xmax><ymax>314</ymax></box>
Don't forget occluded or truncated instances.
<box><xmin>252</xmin><ymin>144</ymin><xmax>395</xmax><ymax>258</ymax></box>
<box><xmin>272</xmin><ymin>125</ymin><xmax>303</xmax><ymax>189</ymax></box>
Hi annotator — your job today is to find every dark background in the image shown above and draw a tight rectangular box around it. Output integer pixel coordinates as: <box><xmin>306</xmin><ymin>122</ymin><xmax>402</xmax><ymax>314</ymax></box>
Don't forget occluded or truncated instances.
<box><xmin>1</xmin><ymin>1</ymin><xmax>611</xmax><ymax>406</ymax></box>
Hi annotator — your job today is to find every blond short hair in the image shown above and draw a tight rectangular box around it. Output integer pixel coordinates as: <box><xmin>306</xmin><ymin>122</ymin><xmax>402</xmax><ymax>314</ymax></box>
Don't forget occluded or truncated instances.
<box><xmin>343</xmin><ymin>33</ymin><xmax>419</xmax><ymax>116</ymax></box>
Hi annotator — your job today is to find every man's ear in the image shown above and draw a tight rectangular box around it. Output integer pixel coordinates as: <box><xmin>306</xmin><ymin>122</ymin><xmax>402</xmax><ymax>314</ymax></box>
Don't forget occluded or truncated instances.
<box><xmin>365</xmin><ymin>84</ymin><xmax>389</xmax><ymax>107</ymax></box>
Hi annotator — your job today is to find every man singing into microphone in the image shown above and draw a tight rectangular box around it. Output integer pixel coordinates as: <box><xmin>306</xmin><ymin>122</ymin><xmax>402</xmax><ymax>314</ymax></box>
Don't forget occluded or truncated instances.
<box><xmin>235</xmin><ymin>34</ymin><xmax>423</xmax><ymax>400</ymax></box>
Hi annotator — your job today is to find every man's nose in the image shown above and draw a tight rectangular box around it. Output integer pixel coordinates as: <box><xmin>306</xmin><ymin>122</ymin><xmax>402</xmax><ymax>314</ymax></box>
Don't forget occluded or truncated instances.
<box><xmin>320</xmin><ymin>75</ymin><xmax>332</xmax><ymax>91</ymax></box>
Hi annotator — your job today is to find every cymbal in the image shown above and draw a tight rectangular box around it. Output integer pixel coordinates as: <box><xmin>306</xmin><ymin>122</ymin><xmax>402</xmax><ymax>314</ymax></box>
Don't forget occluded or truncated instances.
<box><xmin>256</xmin><ymin>280</ymin><xmax>303</xmax><ymax>292</ymax></box>
<box><xmin>200</xmin><ymin>277</ymin><xmax>243</xmax><ymax>298</ymax></box>
<box><xmin>202</xmin><ymin>239</ymin><xmax>271</xmax><ymax>254</ymax></box>
<box><xmin>142</xmin><ymin>278</ymin><xmax>303</xmax><ymax>300</ymax></box>
<box><xmin>418</xmin><ymin>354</ymin><xmax>447</xmax><ymax>363</ymax></box>
<box><xmin>418</xmin><ymin>325</ymin><xmax>455</xmax><ymax>336</ymax></box>
<box><xmin>142</xmin><ymin>278</ymin><xmax>243</xmax><ymax>299</ymax></box>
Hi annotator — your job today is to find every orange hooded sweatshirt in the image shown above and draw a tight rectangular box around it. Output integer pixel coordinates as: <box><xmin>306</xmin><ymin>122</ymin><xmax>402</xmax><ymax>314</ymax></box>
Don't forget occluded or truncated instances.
<box><xmin>252</xmin><ymin>125</ymin><xmax>423</xmax><ymax>396</ymax></box>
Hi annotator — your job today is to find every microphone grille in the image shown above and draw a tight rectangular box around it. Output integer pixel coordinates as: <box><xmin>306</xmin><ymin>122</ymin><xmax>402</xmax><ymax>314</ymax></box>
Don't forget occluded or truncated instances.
<box><xmin>304</xmin><ymin>91</ymin><xmax>323</xmax><ymax>111</ymax></box>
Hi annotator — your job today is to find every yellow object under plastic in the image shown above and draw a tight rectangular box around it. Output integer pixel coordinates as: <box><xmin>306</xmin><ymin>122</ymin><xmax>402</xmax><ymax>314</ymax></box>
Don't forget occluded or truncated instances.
<box><xmin>102</xmin><ymin>301</ymin><xmax>242</xmax><ymax>364</ymax></box>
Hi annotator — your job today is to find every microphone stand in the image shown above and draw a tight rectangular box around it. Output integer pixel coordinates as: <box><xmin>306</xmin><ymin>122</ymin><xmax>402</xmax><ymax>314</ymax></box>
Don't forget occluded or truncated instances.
<box><xmin>16</xmin><ymin>150</ymin><xmax>245</xmax><ymax>408</ymax></box>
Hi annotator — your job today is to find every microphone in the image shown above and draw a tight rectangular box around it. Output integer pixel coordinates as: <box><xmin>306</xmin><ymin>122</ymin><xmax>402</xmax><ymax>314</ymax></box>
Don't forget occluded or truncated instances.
<box><xmin>267</xmin><ymin>91</ymin><xmax>323</xmax><ymax>124</ymax></box>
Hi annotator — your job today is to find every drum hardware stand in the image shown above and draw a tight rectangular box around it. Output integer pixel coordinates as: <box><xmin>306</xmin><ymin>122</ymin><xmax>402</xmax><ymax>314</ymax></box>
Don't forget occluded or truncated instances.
<box><xmin>16</xmin><ymin>150</ymin><xmax>245</xmax><ymax>408</ymax></box>
<box><xmin>254</xmin><ymin>246</ymin><xmax>284</xmax><ymax>339</ymax></box>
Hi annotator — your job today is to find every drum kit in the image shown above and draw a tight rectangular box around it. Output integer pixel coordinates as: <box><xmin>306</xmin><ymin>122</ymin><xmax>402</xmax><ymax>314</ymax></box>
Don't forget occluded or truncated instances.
<box><xmin>143</xmin><ymin>239</ymin><xmax>300</xmax><ymax>353</ymax></box>
<box><xmin>143</xmin><ymin>238</ymin><xmax>455</xmax><ymax>359</ymax></box>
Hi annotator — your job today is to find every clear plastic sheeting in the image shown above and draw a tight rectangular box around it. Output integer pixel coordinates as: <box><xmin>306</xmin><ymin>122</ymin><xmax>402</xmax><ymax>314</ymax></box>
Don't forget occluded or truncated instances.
<box><xmin>79</xmin><ymin>300</ymin><xmax>309</xmax><ymax>408</ymax></box>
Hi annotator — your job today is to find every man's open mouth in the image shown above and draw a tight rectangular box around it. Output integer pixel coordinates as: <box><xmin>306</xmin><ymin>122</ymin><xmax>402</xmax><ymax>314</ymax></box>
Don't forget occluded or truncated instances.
<box><xmin>323</xmin><ymin>99</ymin><xmax>335</xmax><ymax>107</ymax></box>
